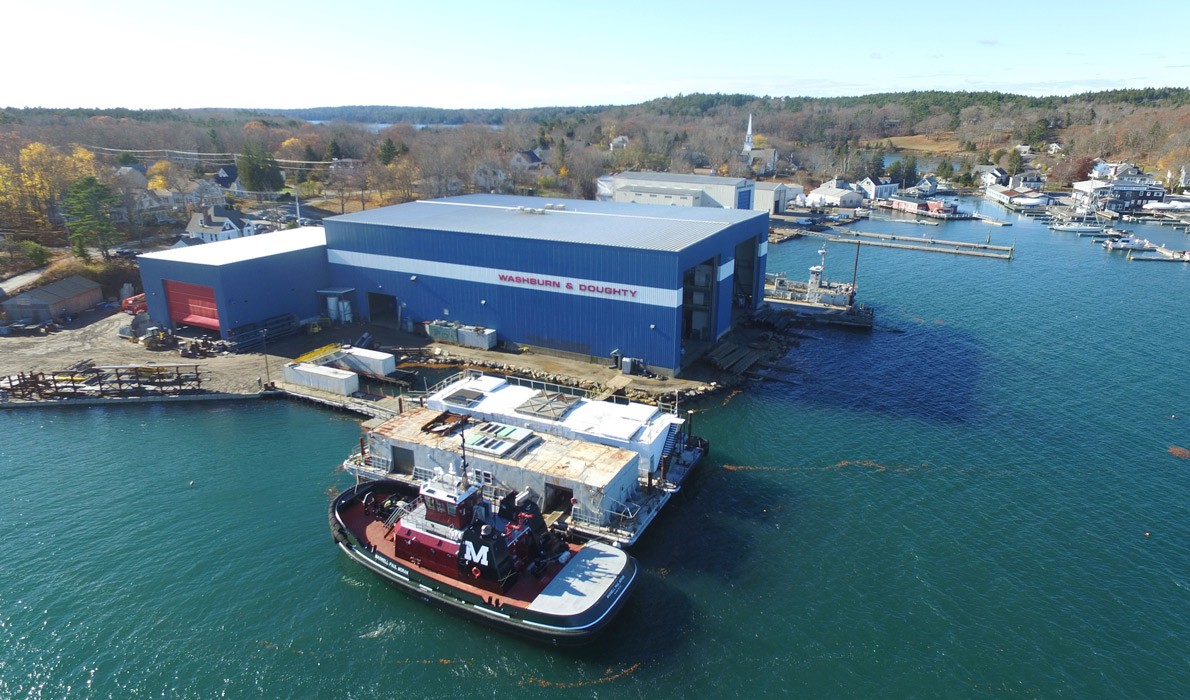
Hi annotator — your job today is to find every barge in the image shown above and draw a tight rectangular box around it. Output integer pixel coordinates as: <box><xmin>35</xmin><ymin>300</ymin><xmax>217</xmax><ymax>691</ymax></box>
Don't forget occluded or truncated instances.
<box><xmin>343</xmin><ymin>371</ymin><xmax>708</xmax><ymax>547</ymax></box>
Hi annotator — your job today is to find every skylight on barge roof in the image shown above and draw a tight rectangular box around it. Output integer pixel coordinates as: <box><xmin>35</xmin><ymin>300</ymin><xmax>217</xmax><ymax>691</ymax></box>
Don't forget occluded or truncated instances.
<box><xmin>515</xmin><ymin>391</ymin><xmax>581</xmax><ymax>421</ymax></box>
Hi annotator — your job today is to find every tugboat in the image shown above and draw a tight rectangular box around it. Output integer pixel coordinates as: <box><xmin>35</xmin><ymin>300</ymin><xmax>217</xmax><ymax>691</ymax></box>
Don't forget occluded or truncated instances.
<box><xmin>330</xmin><ymin>460</ymin><xmax>638</xmax><ymax>645</ymax></box>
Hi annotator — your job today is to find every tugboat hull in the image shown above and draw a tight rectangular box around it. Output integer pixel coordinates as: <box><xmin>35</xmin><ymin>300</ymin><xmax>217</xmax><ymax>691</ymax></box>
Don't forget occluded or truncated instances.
<box><xmin>330</xmin><ymin>480</ymin><xmax>638</xmax><ymax>646</ymax></box>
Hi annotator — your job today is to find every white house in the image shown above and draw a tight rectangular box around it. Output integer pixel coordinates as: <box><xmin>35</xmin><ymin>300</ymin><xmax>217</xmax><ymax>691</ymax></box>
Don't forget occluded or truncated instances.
<box><xmin>184</xmin><ymin>205</ymin><xmax>258</xmax><ymax>244</ymax></box>
<box><xmin>1009</xmin><ymin>171</ymin><xmax>1045</xmax><ymax>192</ymax></box>
<box><xmin>857</xmin><ymin>176</ymin><xmax>898</xmax><ymax>200</ymax></box>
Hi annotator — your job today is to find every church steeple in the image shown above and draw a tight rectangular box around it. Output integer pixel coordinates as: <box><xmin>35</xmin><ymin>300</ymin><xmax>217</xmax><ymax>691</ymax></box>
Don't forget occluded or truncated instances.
<box><xmin>742</xmin><ymin>113</ymin><xmax>754</xmax><ymax>155</ymax></box>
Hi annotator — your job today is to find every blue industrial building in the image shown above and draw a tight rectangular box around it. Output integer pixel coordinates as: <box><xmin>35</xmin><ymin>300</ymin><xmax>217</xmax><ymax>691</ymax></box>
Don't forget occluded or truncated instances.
<box><xmin>135</xmin><ymin>195</ymin><xmax>768</xmax><ymax>375</ymax></box>
<box><xmin>324</xmin><ymin>195</ymin><xmax>768</xmax><ymax>374</ymax></box>
<box><xmin>137</xmin><ymin>228</ymin><xmax>329</xmax><ymax>342</ymax></box>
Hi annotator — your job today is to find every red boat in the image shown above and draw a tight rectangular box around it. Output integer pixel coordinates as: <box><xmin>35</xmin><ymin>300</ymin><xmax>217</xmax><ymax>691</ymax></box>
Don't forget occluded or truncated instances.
<box><xmin>330</xmin><ymin>468</ymin><xmax>638</xmax><ymax>645</ymax></box>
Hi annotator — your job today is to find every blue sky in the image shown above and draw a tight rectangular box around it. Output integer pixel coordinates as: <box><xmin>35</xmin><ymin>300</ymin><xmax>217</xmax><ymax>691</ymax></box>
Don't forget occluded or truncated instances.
<box><xmin>6</xmin><ymin>0</ymin><xmax>1189</xmax><ymax>110</ymax></box>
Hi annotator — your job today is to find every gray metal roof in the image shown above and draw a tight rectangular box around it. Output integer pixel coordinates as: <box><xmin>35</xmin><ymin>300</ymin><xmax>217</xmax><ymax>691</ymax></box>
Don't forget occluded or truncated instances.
<box><xmin>328</xmin><ymin>195</ymin><xmax>765</xmax><ymax>253</ymax></box>
<box><xmin>613</xmin><ymin>171</ymin><xmax>751</xmax><ymax>187</ymax></box>
<box><xmin>3</xmin><ymin>275</ymin><xmax>100</xmax><ymax>306</ymax></box>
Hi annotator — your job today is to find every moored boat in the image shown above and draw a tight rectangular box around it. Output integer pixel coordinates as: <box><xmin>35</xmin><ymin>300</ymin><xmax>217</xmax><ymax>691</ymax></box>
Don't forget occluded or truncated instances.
<box><xmin>1049</xmin><ymin>210</ymin><xmax>1103</xmax><ymax>233</ymax></box>
<box><xmin>1102</xmin><ymin>234</ymin><xmax>1152</xmax><ymax>251</ymax></box>
<box><xmin>330</xmin><ymin>467</ymin><xmax>638</xmax><ymax>645</ymax></box>
<box><xmin>763</xmin><ymin>246</ymin><xmax>874</xmax><ymax>328</ymax></box>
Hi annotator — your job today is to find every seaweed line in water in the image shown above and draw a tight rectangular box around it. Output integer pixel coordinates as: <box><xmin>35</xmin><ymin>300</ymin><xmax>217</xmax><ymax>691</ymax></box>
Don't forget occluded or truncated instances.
<box><xmin>521</xmin><ymin>663</ymin><xmax>643</xmax><ymax>688</ymax></box>
<box><xmin>1170</xmin><ymin>445</ymin><xmax>1190</xmax><ymax>459</ymax></box>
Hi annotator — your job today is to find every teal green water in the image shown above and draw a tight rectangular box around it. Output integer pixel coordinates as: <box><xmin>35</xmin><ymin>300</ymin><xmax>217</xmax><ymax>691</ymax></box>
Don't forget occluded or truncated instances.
<box><xmin>2</xmin><ymin>203</ymin><xmax>1188</xmax><ymax>697</ymax></box>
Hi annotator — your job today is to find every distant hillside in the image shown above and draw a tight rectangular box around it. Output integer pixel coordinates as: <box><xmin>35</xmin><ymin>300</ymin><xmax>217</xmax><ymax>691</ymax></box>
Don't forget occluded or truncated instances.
<box><xmin>266</xmin><ymin>104</ymin><xmax>608</xmax><ymax>126</ymax></box>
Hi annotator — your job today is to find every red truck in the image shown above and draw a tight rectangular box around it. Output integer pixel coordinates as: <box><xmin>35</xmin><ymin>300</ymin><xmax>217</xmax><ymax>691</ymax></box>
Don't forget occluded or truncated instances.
<box><xmin>121</xmin><ymin>293</ymin><xmax>147</xmax><ymax>315</ymax></box>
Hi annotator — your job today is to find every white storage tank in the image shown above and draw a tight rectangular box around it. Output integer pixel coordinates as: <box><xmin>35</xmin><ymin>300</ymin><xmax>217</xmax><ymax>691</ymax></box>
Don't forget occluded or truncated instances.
<box><xmin>282</xmin><ymin>362</ymin><xmax>359</xmax><ymax>396</ymax></box>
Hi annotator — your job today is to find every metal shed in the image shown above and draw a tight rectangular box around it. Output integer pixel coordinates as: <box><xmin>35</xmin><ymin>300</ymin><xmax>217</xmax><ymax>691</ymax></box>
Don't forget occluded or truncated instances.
<box><xmin>136</xmin><ymin>227</ymin><xmax>329</xmax><ymax>341</ymax></box>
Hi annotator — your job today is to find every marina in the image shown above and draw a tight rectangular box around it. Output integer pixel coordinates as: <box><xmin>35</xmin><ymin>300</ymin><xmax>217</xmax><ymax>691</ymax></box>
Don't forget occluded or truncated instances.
<box><xmin>2</xmin><ymin>196</ymin><xmax>1189</xmax><ymax>697</ymax></box>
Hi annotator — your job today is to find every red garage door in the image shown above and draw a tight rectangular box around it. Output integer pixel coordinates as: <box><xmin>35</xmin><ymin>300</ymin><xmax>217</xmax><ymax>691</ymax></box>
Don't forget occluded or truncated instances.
<box><xmin>163</xmin><ymin>280</ymin><xmax>220</xmax><ymax>330</ymax></box>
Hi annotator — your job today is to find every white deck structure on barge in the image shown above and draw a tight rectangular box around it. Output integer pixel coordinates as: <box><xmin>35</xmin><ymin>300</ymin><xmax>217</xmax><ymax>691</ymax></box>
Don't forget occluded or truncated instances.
<box><xmin>343</xmin><ymin>371</ymin><xmax>707</xmax><ymax>546</ymax></box>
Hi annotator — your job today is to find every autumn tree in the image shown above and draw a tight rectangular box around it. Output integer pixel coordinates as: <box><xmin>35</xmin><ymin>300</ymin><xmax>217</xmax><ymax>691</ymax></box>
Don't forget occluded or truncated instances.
<box><xmin>64</xmin><ymin>176</ymin><xmax>121</xmax><ymax>260</ymax></box>
<box><xmin>1047</xmin><ymin>155</ymin><xmax>1097</xmax><ymax>187</ymax></box>
<box><xmin>18</xmin><ymin>143</ymin><xmax>96</xmax><ymax>228</ymax></box>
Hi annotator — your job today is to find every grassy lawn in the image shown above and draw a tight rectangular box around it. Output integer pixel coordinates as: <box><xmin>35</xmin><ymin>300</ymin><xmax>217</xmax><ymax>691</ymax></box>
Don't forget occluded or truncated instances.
<box><xmin>887</xmin><ymin>134</ymin><xmax>964</xmax><ymax>153</ymax></box>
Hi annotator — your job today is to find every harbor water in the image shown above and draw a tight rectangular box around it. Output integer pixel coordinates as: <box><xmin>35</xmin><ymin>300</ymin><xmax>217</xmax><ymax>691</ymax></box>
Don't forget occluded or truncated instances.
<box><xmin>2</xmin><ymin>200</ymin><xmax>1188</xmax><ymax>697</ymax></box>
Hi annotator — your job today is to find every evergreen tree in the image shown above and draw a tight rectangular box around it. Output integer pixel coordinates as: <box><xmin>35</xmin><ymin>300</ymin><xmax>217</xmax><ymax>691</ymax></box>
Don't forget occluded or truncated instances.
<box><xmin>64</xmin><ymin>176</ymin><xmax>120</xmax><ymax>260</ymax></box>
<box><xmin>903</xmin><ymin>156</ymin><xmax>919</xmax><ymax>186</ymax></box>
<box><xmin>324</xmin><ymin>139</ymin><xmax>343</xmax><ymax>162</ymax></box>
<box><xmin>377</xmin><ymin>138</ymin><xmax>398</xmax><ymax>166</ymax></box>
<box><xmin>238</xmin><ymin>144</ymin><xmax>283</xmax><ymax>193</ymax></box>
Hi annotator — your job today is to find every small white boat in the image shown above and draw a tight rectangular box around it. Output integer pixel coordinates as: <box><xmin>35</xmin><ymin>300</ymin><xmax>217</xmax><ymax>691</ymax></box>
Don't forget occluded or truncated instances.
<box><xmin>1103</xmin><ymin>234</ymin><xmax>1151</xmax><ymax>251</ymax></box>
<box><xmin>1049</xmin><ymin>220</ymin><xmax>1103</xmax><ymax>233</ymax></box>
<box><xmin>1049</xmin><ymin>210</ymin><xmax>1102</xmax><ymax>233</ymax></box>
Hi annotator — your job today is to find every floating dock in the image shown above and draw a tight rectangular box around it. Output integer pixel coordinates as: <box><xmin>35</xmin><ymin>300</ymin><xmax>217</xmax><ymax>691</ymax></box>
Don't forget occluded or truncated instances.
<box><xmin>822</xmin><ymin>229</ymin><xmax>1014</xmax><ymax>260</ymax></box>
<box><xmin>974</xmin><ymin>214</ymin><xmax>1012</xmax><ymax>226</ymax></box>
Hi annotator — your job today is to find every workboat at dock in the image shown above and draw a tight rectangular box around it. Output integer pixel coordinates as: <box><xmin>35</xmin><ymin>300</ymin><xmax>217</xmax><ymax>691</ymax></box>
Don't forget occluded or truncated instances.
<box><xmin>763</xmin><ymin>246</ymin><xmax>874</xmax><ymax>328</ymax></box>
<box><xmin>330</xmin><ymin>467</ymin><xmax>637</xmax><ymax>645</ymax></box>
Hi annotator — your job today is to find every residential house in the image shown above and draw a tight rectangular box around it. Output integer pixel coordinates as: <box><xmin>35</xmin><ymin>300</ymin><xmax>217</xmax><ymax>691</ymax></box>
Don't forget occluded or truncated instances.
<box><xmin>214</xmin><ymin>166</ymin><xmax>239</xmax><ymax>189</ymax></box>
<box><xmin>857</xmin><ymin>176</ymin><xmax>898</xmax><ymax>200</ymax></box>
<box><xmin>609</xmin><ymin>136</ymin><xmax>629</xmax><ymax>151</ymax></box>
<box><xmin>976</xmin><ymin>166</ymin><xmax>1009</xmax><ymax>189</ymax></box>
<box><xmin>114</xmin><ymin>166</ymin><xmax>148</xmax><ymax>190</ymax></box>
<box><xmin>509</xmin><ymin>150</ymin><xmax>545</xmax><ymax>172</ymax></box>
<box><xmin>184</xmin><ymin>205</ymin><xmax>257</xmax><ymax>244</ymax></box>
<box><xmin>907</xmin><ymin>175</ymin><xmax>940</xmax><ymax>197</ymax></box>
<box><xmin>1008</xmin><ymin>170</ymin><xmax>1045</xmax><ymax>192</ymax></box>
<box><xmin>1047</xmin><ymin>143</ymin><xmax>1064</xmax><ymax>155</ymax></box>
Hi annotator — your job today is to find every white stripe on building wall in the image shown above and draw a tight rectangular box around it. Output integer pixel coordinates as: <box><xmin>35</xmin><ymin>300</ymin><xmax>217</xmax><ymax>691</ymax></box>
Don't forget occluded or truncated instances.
<box><xmin>717</xmin><ymin>258</ymin><xmax>735</xmax><ymax>281</ymax></box>
<box><xmin>328</xmin><ymin>250</ymin><xmax>683</xmax><ymax>308</ymax></box>
<box><xmin>759</xmin><ymin>240</ymin><xmax>769</xmax><ymax>257</ymax></box>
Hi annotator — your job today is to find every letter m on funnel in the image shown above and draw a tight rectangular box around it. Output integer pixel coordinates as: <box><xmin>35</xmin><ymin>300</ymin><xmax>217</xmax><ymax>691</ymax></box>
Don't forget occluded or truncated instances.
<box><xmin>464</xmin><ymin>541</ymin><xmax>489</xmax><ymax>565</ymax></box>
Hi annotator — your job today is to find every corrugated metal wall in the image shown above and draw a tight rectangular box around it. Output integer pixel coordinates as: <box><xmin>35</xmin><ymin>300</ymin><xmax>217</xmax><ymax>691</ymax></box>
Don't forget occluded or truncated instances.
<box><xmin>326</xmin><ymin>215</ymin><xmax>767</xmax><ymax>373</ymax></box>
<box><xmin>138</xmin><ymin>247</ymin><xmax>328</xmax><ymax>338</ymax></box>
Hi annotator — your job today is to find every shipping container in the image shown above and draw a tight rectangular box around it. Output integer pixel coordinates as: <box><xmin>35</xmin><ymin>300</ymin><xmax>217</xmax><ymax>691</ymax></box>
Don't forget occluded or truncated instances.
<box><xmin>338</xmin><ymin>346</ymin><xmax>397</xmax><ymax>376</ymax></box>
<box><xmin>281</xmin><ymin>362</ymin><xmax>359</xmax><ymax>396</ymax></box>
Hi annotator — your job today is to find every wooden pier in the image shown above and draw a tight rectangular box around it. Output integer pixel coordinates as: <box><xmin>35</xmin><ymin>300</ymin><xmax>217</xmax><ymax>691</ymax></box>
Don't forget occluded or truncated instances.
<box><xmin>1127</xmin><ymin>247</ymin><xmax>1190</xmax><ymax>263</ymax></box>
<box><xmin>974</xmin><ymin>213</ymin><xmax>1012</xmax><ymax>226</ymax></box>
